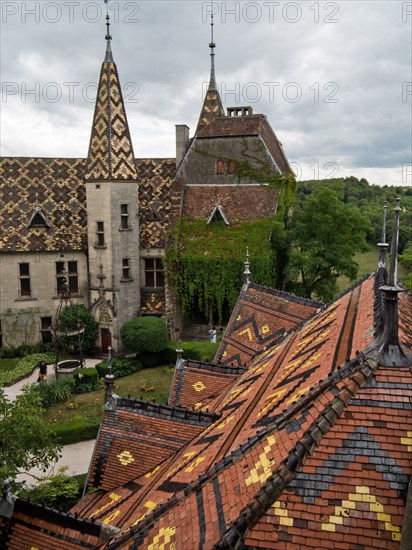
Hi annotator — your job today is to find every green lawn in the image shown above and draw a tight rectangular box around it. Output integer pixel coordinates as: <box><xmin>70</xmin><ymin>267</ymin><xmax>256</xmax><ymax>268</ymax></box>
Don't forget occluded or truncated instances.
<box><xmin>44</xmin><ymin>365</ymin><xmax>174</xmax><ymax>425</ymax></box>
<box><xmin>337</xmin><ymin>250</ymin><xmax>407</xmax><ymax>292</ymax></box>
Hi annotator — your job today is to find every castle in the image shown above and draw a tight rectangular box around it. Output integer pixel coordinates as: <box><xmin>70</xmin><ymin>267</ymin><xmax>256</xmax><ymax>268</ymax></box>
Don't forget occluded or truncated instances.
<box><xmin>0</xmin><ymin>14</ymin><xmax>291</xmax><ymax>352</ymax></box>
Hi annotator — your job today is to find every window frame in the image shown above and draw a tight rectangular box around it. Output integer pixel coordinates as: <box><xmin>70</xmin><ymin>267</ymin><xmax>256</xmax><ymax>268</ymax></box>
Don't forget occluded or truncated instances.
<box><xmin>96</xmin><ymin>221</ymin><xmax>105</xmax><ymax>247</ymax></box>
<box><xmin>144</xmin><ymin>258</ymin><xmax>165</xmax><ymax>288</ymax></box>
<box><xmin>19</xmin><ymin>263</ymin><xmax>31</xmax><ymax>297</ymax></box>
<box><xmin>40</xmin><ymin>316</ymin><xmax>53</xmax><ymax>344</ymax></box>
<box><xmin>120</xmin><ymin>204</ymin><xmax>130</xmax><ymax>230</ymax></box>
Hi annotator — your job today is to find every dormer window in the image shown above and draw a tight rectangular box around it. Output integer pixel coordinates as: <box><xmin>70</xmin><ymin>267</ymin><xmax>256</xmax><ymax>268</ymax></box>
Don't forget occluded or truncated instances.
<box><xmin>26</xmin><ymin>199</ymin><xmax>51</xmax><ymax>228</ymax></box>
<box><xmin>207</xmin><ymin>205</ymin><xmax>230</xmax><ymax>226</ymax></box>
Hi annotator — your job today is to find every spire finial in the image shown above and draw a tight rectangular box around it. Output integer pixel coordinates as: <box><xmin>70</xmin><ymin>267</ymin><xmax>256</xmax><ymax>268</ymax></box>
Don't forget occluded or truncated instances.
<box><xmin>377</xmin><ymin>201</ymin><xmax>389</xmax><ymax>270</ymax></box>
<box><xmin>388</xmin><ymin>198</ymin><xmax>401</xmax><ymax>287</ymax></box>
<box><xmin>208</xmin><ymin>1</ymin><xmax>217</xmax><ymax>90</ymax></box>
<box><xmin>243</xmin><ymin>246</ymin><xmax>252</xmax><ymax>290</ymax></box>
<box><xmin>104</xmin><ymin>0</ymin><xmax>114</xmax><ymax>62</ymax></box>
<box><xmin>377</xmin><ymin>198</ymin><xmax>411</xmax><ymax>368</ymax></box>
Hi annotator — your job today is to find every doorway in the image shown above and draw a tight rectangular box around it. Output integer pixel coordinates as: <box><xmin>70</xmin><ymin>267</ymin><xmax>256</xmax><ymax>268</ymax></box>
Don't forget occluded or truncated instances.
<box><xmin>101</xmin><ymin>328</ymin><xmax>112</xmax><ymax>353</ymax></box>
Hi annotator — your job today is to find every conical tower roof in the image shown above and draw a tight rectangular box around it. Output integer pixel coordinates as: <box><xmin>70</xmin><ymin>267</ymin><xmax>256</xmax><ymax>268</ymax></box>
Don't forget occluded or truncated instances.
<box><xmin>85</xmin><ymin>17</ymin><xmax>137</xmax><ymax>181</ymax></box>
<box><xmin>195</xmin><ymin>25</ymin><xmax>225</xmax><ymax>135</ymax></box>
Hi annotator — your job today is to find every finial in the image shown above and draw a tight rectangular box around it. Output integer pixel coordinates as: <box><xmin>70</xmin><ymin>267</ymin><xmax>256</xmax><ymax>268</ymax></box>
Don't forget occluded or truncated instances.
<box><xmin>388</xmin><ymin>198</ymin><xmax>401</xmax><ymax>288</ymax></box>
<box><xmin>104</xmin><ymin>346</ymin><xmax>117</xmax><ymax>405</ymax></box>
<box><xmin>208</xmin><ymin>1</ymin><xmax>217</xmax><ymax>90</ymax></box>
<box><xmin>377</xmin><ymin>198</ymin><xmax>411</xmax><ymax>368</ymax></box>
<box><xmin>104</xmin><ymin>0</ymin><xmax>114</xmax><ymax>62</ymax></box>
<box><xmin>243</xmin><ymin>246</ymin><xmax>252</xmax><ymax>290</ymax></box>
<box><xmin>377</xmin><ymin>201</ymin><xmax>389</xmax><ymax>270</ymax></box>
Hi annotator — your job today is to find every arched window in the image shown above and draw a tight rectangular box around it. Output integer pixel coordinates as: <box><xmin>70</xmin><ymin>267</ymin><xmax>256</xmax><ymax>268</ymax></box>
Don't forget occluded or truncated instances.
<box><xmin>228</xmin><ymin>160</ymin><xmax>235</xmax><ymax>174</ymax></box>
<box><xmin>216</xmin><ymin>160</ymin><xmax>225</xmax><ymax>175</ymax></box>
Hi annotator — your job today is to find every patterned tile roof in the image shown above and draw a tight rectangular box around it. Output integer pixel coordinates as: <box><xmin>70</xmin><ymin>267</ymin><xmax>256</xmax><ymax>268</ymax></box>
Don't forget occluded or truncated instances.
<box><xmin>0</xmin><ymin>157</ymin><xmax>87</xmax><ymax>252</ymax></box>
<box><xmin>196</xmin><ymin>115</ymin><xmax>291</xmax><ymax>174</ymax></box>
<box><xmin>0</xmin><ymin>157</ymin><xmax>175</xmax><ymax>252</ymax></box>
<box><xmin>3</xmin><ymin>273</ymin><xmax>411</xmax><ymax>548</ymax></box>
<box><xmin>216</xmin><ymin>282</ymin><xmax>323</xmax><ymax>367</ymax></box>
<box><xmin>87</xmin><ymin>398</ymin><xmax>221</xmax><ymax>491</ymax></box>
<box><xmin>181</xmin><ymin>186</ymin><xmax>279</xmax><ymax>224</ymax></box>
<box><xmin>168</xmin><ymin>359</ymin><xmax>246</xmax><ymax>410</ymax></box>
<box><xmin>0</xmin><ymin>498</ymin><xmax>114</xmax><ymax>549</ymax></box>
<box><xmin>85</xmin><ymin>54</ymin><xmax>137</xmax><ymax>181</ymax></box>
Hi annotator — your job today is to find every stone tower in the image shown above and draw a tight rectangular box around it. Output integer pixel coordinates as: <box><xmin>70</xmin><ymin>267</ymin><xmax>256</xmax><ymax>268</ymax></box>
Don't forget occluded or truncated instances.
<box><xmin>85</xmin><ymin>15</ymin><xmax>140</xmax><ymax>352</ymax></box>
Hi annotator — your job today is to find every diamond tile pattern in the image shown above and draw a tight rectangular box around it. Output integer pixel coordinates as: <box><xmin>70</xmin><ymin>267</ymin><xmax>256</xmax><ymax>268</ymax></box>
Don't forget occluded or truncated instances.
<box><xmin>85</xmin><ymin>60</ymin><xmax>137</xmax><ymax>181</ymax></box>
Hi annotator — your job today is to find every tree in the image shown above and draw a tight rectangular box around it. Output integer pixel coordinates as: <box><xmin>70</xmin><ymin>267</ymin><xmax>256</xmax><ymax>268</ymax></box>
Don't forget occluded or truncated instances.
<box><xmin>0</xmin><ymin>388</ymin><xmax>61</xmax><ymax>484</ymax></box>
<box><xmin>59</xmin><ymin>304</ymin><xmax>98</xmax><ymax>354</ymax></box>
<box><xmin>287</xmin><ymin>186</ymin><xmax>370</xmax><ymax>301</ymax></box>
<box><xmin>120</xmin><ymin>316</ymin><xmax>168</xmax><ymax>354</ymax></box>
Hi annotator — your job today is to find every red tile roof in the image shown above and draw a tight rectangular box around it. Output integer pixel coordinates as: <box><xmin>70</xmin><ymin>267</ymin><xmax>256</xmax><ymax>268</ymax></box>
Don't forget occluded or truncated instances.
<box><xmin>216</xmin><ymin>282</ymin><xmax>323</xmax><ymax>367</ymax></box>
<box><xmin>3</xmin><ymin>272</ymin><xmax>411</xmax><ymax>548</ymax></box>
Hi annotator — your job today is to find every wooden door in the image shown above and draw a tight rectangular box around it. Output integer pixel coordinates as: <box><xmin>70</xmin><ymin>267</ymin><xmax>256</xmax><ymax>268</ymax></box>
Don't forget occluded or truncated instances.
<box><xmin>101</xmin><ymin>328</ymin><xmax>112</xmax><ymax>353</ymax></box>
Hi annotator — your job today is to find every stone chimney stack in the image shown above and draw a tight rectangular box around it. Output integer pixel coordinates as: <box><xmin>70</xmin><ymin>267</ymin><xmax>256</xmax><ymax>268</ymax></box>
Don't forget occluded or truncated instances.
<box><xmin>176</xmin><ymin>125</ymin><xmax>190</xmax><ymax>168</ymax></box>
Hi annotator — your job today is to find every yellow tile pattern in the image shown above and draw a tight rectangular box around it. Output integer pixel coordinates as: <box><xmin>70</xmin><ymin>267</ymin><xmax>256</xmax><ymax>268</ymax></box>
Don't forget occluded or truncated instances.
<box><xmin>85</xmin><ymin>61</ymin><xmax>137</xmax><ymax>181</ymax></box>
<box><xmin>401</xmin><ymin>431</ymin><xmax>412</xmax><ymax>451</ymax></box>
<box><xmin>131</xmin><ymin>500</ymin><xmax>158</xmax><ymax>527</ymax></box>
<box><xmin>90</xmin><ymin>492</ymin><xmax>120</xmax><ymax>518</ymax></box>
<box><xmin>117</xmin><ymin>450</ymin><xmax>135</xmax><ymax>466</ymax></box>
<box><xmin>192</xmin><ymin>381</ymin><xmax>206</xmax><ymax>392</ymax></box>
<box><xmin>321</xmin><ymin>486</ymin><xmax>402</xmax><ymax>541</ymax></box>
<box><xmin>148</xmin><ymin>526</ymin><xmax>176</xmax><ymax>550</ymax></box>
<box><xmin>185</xmin><ymin>456</ymin><xmax>206</xmax><ymax>473</ymax></box>
<box><xmin>245</xmin><ymin>435</ymin><xmax>277</xmax><ymax>486</ymax></box>
<box><xmin>273</xmin><ymin>501</ymin><xmax>294</xmax><ymax>527</ymax></box>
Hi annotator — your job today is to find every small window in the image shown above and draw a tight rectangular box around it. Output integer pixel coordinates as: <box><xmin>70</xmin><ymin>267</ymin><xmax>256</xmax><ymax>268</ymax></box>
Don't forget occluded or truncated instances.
<box><xmin>96</xmin><ymin>221</ymin><xmax>105</xmax><ymax>247</ymax></box>
<box><xmin>68</xmin><ymin>261</ymin><xmax>79</xmax><ymax>294</ymax></box>
<box><xmin>144</xmin><ymin>258</ymin><xmax>164</xmax><ymax>288</ymax></box>
<box><xmin>216</xmin><ymin>160</ymin><xmax>225</xmax><ymax>175</ymax></box>
<box><xmin>19</xmin><ymin>263</ymin><xmax>31</xmax><ymax>297</ymax></box>
<box><xmin>228</xmin><ymin>160</ymin><xmax>235</xmax><ymax>174</ymax></box>
<box><xmin>122</xmin><ymin>258</ymin><xmax>131</xmax><ymax>280</ymax></box>
<box><xmin>40</xmin><ymin>317</ymin><xmax>52</xmax><ymax>344</ymax></box>
<box><xmin>121</xmin><ymin>204</ymin><xmax>129</xmax><ymax>229</ymax></box>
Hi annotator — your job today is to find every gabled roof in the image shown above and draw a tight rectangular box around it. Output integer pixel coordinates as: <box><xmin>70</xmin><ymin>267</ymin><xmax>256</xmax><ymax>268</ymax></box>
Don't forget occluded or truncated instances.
<box><xmin>0</xmin><ymin>498</ymin><xmax>115</xmax><ymax>549</ymax></box>
<box><xmin>216</xmin><ymin>282</ymin><xmax>323</xmax><ymax>367</ymax></box>
<box><xmin>196</xmin><ymin>114</ymin><xmax>291</xmax><ymax>174</ymax></box>
<box><xmin>0</xmin><ymin>157</ymin><xmax>175</xmax><ymax>252</ymax></box>
<box><xmin>87</xmin><ymin>397</ymin><xmax>221</xmax><ymax>491</ymax></box>
<box><xmin>85</xmin><ymin>45</ymin><xmax>137</xmax><ymax>181</ymax></box>
<box><xmin>182</xmin><ymin>185</ymin><xmax>279</xmax><ymax>224</ymax></box>
<box><xmin>168</xmin><ymin>359</ymin><xmax>246</xmax><ymax>410</ymax></box>
<box><xmin>64</xmin><ymin>272</ymin><xmax>411</xmax><ymax>549</ymax></box>
<box><xmin>4</xmin><ymin>270</ymin><xmax>411</xmax><ymax>548</ymax></box>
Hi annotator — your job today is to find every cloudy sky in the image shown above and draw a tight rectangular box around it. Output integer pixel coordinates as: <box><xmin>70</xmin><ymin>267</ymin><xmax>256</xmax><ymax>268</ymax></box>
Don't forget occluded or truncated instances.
<box><xmin>1</xmin><ymin>0</ymin><xmax>411</xmax><ymax>185</ymax></box>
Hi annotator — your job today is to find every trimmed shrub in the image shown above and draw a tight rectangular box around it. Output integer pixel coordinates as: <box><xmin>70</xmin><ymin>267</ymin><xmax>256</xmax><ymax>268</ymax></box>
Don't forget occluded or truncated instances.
<box><xmin>139</xmin><ymin>341</ymin><xmax>219</xmax><ymax>368</ymax></box>
<box><xmin>120</xmin><ymin>317</ymin><xmax>168</xmax><ymax>354</ymax></box>
<box><xmin>17</xmin><ymin>467</ymin><xmax>80</xmax><ymax>510</ymax></box>
<box><xmin>51</xmin><ymin>418</ymin><xmax>101</xmax><ymax>445</ymax></box>
<box><xmin>73</xmin><ymin>367</ymin><xmax>98</xmax><ymax>391</ymax></box>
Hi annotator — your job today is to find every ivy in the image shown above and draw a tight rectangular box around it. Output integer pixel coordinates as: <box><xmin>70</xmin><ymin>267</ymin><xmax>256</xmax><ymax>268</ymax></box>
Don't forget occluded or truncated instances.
<box><xmin>165</xmin><ymin>218</ymin><xmax>281</xmax><ymax>323</ymax></box>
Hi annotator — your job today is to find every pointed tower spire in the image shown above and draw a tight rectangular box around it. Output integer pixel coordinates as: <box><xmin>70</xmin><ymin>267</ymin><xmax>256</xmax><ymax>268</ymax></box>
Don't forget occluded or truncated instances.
<box><xmin>195</xmin><ymin>6</ymin><xmax>225</xmax><ymax>135</ymax></box>
<box><xmin>378</xmin><ymin>199</ymin><xmax>411</xmax><ymax>367</ymax></box>
<box><xmin>85</xmin><ymin>1</ymin><xmax>137</xmax><ymax>181</ymax></box>
<box><xmin>243</xmin><ymin>246</ymin><xmax>252</xmax><ymax>291</ymax></box>
<box><xmin>377</xmin><ymin>202</ymin><xmax>389</xmax><ymax>271</ymax></box>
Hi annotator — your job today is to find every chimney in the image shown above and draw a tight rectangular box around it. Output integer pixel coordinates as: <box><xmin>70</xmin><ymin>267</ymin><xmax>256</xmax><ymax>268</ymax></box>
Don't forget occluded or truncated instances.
<box><xmin>176</xmin><ymin>125</ymin><xmax>190</xmax><ymax>167</ymax></box>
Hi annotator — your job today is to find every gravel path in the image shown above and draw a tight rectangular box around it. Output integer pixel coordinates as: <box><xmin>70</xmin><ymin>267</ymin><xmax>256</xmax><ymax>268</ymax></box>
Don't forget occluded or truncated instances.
<box><xmin>4</xmin><ymin>358</ymin><xmax>101</xmax><ymax>486</ymax></box>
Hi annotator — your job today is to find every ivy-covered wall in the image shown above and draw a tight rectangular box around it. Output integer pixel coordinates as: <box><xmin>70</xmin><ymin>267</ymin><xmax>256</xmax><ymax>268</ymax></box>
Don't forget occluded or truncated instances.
<box><xmin>165</xmin><ymin>217</ymin><xmax>286</xmax><ymax>324</ymax></box>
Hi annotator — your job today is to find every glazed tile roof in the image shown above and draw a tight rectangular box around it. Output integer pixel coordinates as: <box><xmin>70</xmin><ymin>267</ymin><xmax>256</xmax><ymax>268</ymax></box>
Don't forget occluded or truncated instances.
<box><xmin>196</xmin><ymin>115</ymin><xmax>291</xmax><ymax>174</ymax></box>
<box><xmin>3</xmin><ymin>271</ymin><xmax>411</xmax><ymax>548</ymax></box>
<box><xmin>87</xmin><ymin>398</ymin><xmax>221</xmax><ymax>491</ymax></box>
<box><xmin>0</xmin><ymin>498</ymin><xmax>114</xmax><ymax>549</ymax></box>
<box><xmin>181</xmin><ymin>186</ymin><xmax>279</xmax><ymax>224</ymax></box>
<box><xmin>168</xmin><ymin>359</ymin><xmax>246</xmax><ymax>410</ymax></box>
<box><xmin>0</xmin><ymin>157</ymin><xmax>87</xmax><ymax>252</ymax></box>
<box><xmin>216</xmin><ymin>282</ymin><xmax>323</xmax><ymax>367</ymax></box>
<box><xmin>85</xmin><ymin>51</ymin><xmax>137</xmax><ymax>181</ymax></box>
<box><xmin>0</xmin><ymin>157</ymin><xmax>175</xmax><ymax>252</ymax></box>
